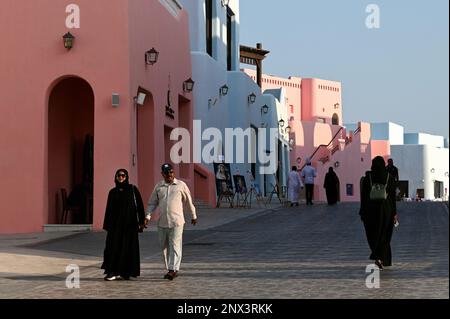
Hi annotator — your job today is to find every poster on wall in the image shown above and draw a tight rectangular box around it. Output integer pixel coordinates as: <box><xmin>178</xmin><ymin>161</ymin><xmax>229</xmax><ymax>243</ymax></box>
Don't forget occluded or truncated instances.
<box><xmin>213</xmin><ymin>162</ymin><xmax>234</xmax><ymax>196</ymax></box>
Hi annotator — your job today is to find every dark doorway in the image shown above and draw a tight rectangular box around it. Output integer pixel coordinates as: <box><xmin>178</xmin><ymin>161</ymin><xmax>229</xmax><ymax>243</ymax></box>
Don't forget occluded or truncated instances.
<box><xmin>434</xmin><ymin>181</ymin><xmax>444</xmax><ymax>199</ymax></box>
<box><xmin>332</xmin><ymin>113</ymin><xmax>339</xmax><ymax>125</ymax></box>
<box><xmin>398</xmin><ymin>180</ymin><xmax>409</xmax><ymax>200</ymax></box>
<box><xmin>48</xmin><ymin>77</ymin><xmax>94</xmax><ymax>224</ymax></box>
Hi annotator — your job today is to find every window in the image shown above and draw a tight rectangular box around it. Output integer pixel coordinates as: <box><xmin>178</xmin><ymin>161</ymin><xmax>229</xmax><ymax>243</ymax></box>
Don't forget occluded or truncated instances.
<box><xmin>346</xmin><ymin>184</ymin><xmax>354</xmax><ymax>196</ymax></box>
<box><xmin>332</xmin><ymin>113</ymin><xmax>339</xmax><ymax>125</ymax></box>
<box><xmin>205</xmin><ymin>0</ymin><xmax>213</xmax><ymax>57</ymax></box>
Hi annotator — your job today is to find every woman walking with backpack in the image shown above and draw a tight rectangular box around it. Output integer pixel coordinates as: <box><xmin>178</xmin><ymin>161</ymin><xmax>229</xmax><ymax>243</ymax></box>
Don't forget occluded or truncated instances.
<box><xmin>359</xmin><ymin>156</ymin><xmax>398</xmax><ymax>269</ymax></box>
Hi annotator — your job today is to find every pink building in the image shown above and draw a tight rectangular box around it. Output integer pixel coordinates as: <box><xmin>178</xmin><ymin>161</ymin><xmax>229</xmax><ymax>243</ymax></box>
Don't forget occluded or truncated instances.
<box><xmin>243</xmin><ymin>69</ymin><xmax>390</xmax><ymax>202</ymax></box>
<box><xmin>0</xmin><ymin>0</ymin><xmax>194</xmax><ymax>233</ymax></box>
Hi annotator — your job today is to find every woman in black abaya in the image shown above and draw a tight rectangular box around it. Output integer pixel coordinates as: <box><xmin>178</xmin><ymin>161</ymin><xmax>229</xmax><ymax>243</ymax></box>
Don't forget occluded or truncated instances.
<box><xmin>323</xmin><ymin>167</ymin><xmax>340</xmax><ymax>205</ymax></box>
<box><xmin>359</xmin><ymin>156</ymin><xmax>398</xmax><ymax>270</ymax></box>
<box><xmin>101</xmin><ymin>169</ymin><xmax>146</xmax><ymax>281</ymax></box>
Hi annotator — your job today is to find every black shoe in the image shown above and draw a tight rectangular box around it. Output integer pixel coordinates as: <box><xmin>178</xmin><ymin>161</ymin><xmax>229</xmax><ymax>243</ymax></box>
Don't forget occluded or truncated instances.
<box><xmin>164</xmin><ymin>271</ymin><xmax>178</xmax><ymax>280</ymax></box>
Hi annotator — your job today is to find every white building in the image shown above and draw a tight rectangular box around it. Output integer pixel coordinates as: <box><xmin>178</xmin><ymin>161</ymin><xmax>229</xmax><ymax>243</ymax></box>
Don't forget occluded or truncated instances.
<box><xmin>369</xmin><ymin>123</ymin><xmax>449</xmax><ymax>201</ymax></box>
<box><xmin>179</xmin><ymin>0</ymin><xmax>290</xmax><ymax>204</ymax></box>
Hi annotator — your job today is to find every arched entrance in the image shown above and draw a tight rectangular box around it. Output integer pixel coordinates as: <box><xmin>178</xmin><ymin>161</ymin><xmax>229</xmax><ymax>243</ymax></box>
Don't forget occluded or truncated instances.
<box><xmin>332</xmin><ymin>113</ymin><xmax>339</xmax><ymax>125</ymax></box>
<box><xmin>48</xmin><ymin>77</ymin><xmax>94</xmax><ymax>225</ymax></box>
<box><xmin>136</xmin><ymin>90</ymin><xmax>155</xmax><ymax>203</ymax></box>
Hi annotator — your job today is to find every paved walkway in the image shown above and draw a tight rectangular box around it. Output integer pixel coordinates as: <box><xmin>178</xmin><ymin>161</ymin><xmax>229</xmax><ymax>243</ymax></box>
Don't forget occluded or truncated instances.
<box><xmin>0</xmin><ymin>202</ymin><xmax>448</xmax><ymax>299</ymax></box>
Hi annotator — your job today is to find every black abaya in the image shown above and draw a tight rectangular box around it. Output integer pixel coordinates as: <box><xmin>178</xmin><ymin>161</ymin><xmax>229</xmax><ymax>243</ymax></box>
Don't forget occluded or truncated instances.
<box><xmin>359</xmin><ymin>170</ymin><xmax>397</xmax><ymax>266</ymax></box>
<box><xmin>101</xmin><ymin>184</ymin><xmax>145</xmax><ymax>278</ymax></box>
<box><xmin>324</xmin><ymin>171</ymin><xmax>340</xmax><ymax>205</ymax></box>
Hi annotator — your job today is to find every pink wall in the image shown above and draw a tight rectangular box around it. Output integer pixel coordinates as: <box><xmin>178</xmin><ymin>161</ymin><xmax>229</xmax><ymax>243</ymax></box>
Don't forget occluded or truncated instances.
<box><xmin>0</xmin><ymin>0</ymin><xmax>193</xmax><ymax>233</ymax></box>
<box><xmin>301</xmin><ymin>79</ymin><xmax>342</xmax><ymax>125</ymax></box>
<box><xmin>242</xmin><ymin>69</ymin><xmax>302</xmax><ymax>122</ymax></box>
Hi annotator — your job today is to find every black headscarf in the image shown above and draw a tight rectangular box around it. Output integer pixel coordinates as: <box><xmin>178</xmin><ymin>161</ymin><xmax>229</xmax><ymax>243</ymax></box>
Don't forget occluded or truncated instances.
<box><xmin>370</xmin><ymin>156</ymin><xmax>388</xmax><ymax>182</ymax></box>
<box><xmin>114</xmin><ymin>169</ymin><xmax>130</xmax><ymax>190</ymax></box>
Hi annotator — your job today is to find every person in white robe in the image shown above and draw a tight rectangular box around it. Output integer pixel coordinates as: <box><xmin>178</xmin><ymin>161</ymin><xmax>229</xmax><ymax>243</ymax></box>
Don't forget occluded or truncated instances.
<box><xmin>288</xmin><ymin>166</ymin><xmax>304</xmax><ymax>206</ymax></box>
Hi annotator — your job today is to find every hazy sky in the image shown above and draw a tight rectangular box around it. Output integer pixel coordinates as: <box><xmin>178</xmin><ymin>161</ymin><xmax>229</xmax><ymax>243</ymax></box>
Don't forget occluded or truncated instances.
<box><xmin>239</xmin><ymin>0</ymin><xmax>449</xmax><ymax>137</ymax></box>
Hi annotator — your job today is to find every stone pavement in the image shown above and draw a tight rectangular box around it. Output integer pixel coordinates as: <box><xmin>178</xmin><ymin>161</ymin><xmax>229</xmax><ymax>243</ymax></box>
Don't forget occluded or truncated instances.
<box><xmin>0</xmin><ymin>202</ymin><xmax>448</xmax><ymax>299</ymax></box>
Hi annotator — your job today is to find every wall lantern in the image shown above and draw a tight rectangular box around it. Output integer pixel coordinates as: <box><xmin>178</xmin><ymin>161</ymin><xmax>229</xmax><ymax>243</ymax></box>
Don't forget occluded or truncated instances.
<box><xmin>289</xmin><ymin>139</ymin><xmax>295</xmax><ymax>146</ymax></box>
<box><xmin>334</xmin><ymin>103</ymin><xmax>340</xmax><ymax>109</ymax></box>
<box><xmin>221</xmin><ymin>0</ymin><xmax>230</xmax><ymax>7</ymax></box>
<box><xmin>63</xmin><ymin>32</ymin><xmax>75</xmax><ymax>50</ymax></box>
<box><xmin>145</xmin><ymin>48</ymin><xmax>159</xmax><ymax>65</ymax></box>
<box><xmin>183</xmin><ymin>78</ymin><xmax>195</xmax><ymax>93</ymax></box>
<box><xmin>296</xmin><ymin>157</ymin><xmax>302</xmax><ymax>165</ymax></box>
<box><xmin>431</xmin><ymin>168</ymin><xmax>435</xmax><ymax>173</ymax></box>
<box><xmin>286</xmin><ymin>126</ymin><xmax>292</xmax><ymax>134</ymax></box>
<box><xmin>334</xmin><ymin>161</ymin><xmax>340</xmax><ymax>168</ymax></box>
<box><xmin>248</xmin><ymin>93</ymin><xmax>256</xmax><ymax>104</ymax></box>
<box><xmin>219</xmin><ymin>84</ymin><xmax>229</xmax><ymax>96</ymax></box>
<box><xmin>445</xmin><ymin>172</ymin><xmax>449</xmax><ymax>177</ymax></box>
<box><xmin>261</xmin><ymin>104</ymin><xmax>269</xmax><ymax>115</ymax></box>
<box><xmin>278</xmin><ymin>119</ymin><xmax>285</xmax><ymax>128</ymax></box>
<box><xmin>134</xmin><ymin>92</ymin><xmax>147</xmax><ymax>106</ymax></box>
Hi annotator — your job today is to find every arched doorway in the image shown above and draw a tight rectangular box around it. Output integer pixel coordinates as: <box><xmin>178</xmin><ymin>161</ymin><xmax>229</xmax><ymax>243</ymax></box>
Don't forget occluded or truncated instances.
<box><xmin>136</xmin><ymin>90</ymin><xmax>155</xmax><ymax>203</ymax></box>
<box><xmin>48</xmin><ymin>77</ymin><xmax>94</xmax><ymax>225</ymax></box>
<box><xmin>332</xmin><ymin>113</ymin><xmax>339</xmax><ymax>125</ymax></box>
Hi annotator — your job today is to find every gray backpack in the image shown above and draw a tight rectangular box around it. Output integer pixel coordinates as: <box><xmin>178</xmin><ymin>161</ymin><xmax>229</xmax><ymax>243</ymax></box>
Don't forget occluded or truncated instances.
<box><xmin>369</xmin><ymin>173</ymin><xmax>389</xmax><ymax>200</ymax></box>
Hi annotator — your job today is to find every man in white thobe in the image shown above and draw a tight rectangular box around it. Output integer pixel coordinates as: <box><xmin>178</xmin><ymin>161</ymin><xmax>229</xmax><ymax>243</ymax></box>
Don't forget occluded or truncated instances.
<box><xmin>145</xmin><ymin>163</ymin><xmax>197</xmax><ymax>280</ymax></box>
<box><xmin>288</xmin><ymin>166</ymin><xmax>304</xmax><ymax>206</ymax></box>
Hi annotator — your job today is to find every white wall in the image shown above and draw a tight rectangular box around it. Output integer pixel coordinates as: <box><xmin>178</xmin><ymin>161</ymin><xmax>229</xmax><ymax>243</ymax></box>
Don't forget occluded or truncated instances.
<box><xmin>179</xmin><ymin>0</ymin><xmax>240</xmax><ymax>71</ymax></box>
<box><xmin>391</xmin><ymin>145</ymin><xmax>449</xmax><ymax>200</ymax></box>
<box><xmin>404</xmin><ymin>133</ymin><xmax>445</xmax><ymax>148</ymax></box>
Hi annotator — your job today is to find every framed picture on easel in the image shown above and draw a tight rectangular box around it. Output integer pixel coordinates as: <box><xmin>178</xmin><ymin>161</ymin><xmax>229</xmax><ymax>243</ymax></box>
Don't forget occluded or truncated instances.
<box><xmin>233</xmin><ymin>175</ymin><xmax>247</xmax><ymax>194</ymax></box>
<box><xmin>213</xmin><ymin>162</ymin><xmax>233</xmax><ymax>197</ymax></box>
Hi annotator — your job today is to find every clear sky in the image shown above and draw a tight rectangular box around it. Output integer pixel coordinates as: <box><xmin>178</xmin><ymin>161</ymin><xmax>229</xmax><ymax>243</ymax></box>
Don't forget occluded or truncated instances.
<box><xmin>239</xmin><ymin>0</ymin><xmax>449</xmax><ymax>138</ymax></box>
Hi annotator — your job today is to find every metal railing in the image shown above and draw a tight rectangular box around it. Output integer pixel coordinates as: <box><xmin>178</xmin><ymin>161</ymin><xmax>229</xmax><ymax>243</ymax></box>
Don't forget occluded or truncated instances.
<box><xmin>300</xmin><ymin>127</ymin><xmax>344</xmax><ymax>170</ymax></box>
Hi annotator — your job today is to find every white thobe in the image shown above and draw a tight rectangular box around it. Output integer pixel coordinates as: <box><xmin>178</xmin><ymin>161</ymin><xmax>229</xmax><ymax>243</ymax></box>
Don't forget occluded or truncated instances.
<box><xmin>288</xmin><ymin>171</ymin><xmax>304</xmax><ymax>202</ymax></box>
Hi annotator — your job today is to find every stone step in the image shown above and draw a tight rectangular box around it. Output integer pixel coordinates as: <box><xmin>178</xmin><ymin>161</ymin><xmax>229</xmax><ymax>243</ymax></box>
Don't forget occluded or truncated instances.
<box><xmin>43</xmin><ymin>224</ymin><xmax>93</xmax><ymax>232</ymax></box>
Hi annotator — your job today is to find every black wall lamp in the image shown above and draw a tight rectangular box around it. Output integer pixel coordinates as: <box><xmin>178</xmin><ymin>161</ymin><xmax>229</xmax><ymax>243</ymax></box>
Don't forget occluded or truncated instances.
<box><xmin>183</xmin><ymin>78</ymin><xmax>195</xmax><ymax>93</ymax></box>
<box><xmin>261</xmin><ymin>104</ymin><xmax>269</xmax><ymax>115</ymax></box>
<box><xmin>221</xmin><ymin>0</ymin><xmax>230</xmax><ymax>7</ymax></box>
<box><xmin>219</xmin><ymin>84</ymin><xmax>229</xmax><ymax>96</ymax></box>
<box><xmin>63</xmin><ymin>32</ymin><xmax>75</xmax><ymax>50</ymax></box>
<box><xmin>278</xmin><ymin>119</ymin><xmax>285</xmax><ymax>128</ymax></box>
<box><xmin>248</xmin><ymin>93</ymin><xmax>256</xmax><ymax>104</ymax></box>
<box><xmin>145</xmin><ymin>48</ymin><xmax>159</xmax><ymax>65</ymax></box>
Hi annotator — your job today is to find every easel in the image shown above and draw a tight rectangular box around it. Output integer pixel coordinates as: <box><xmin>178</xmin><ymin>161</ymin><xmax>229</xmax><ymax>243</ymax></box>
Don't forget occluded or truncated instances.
<box><xmin>243</xmin><ymin>185</ymin><xmax>265</xmax><ymax>208</ymax></box>
<box><xmin>216</xmin><ymin>191</ymin><xmax>235</xmax><ymax>208</ymax></box>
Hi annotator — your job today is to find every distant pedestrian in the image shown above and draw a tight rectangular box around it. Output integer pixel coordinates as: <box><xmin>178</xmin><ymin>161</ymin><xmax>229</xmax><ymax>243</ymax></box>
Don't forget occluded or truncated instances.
<box><xmin>145</xmin><ymin>163</ymin><xmax>197</xmax><ymax>280</ymax></box>
<box><xmin>101</xmin><ymin>169</ymin><xmax>146</xmax><ymax>281</ymax></box>
<box><xmin>359</xmin><ymin>156</ymin><xmax>398</xmax><ymax>270</ymax></box>
<box><xmin>288</xmin><ymin>166</ymin><xmax>304</xmax><ymax>207</ymax></box>
<box><xmin>323</xmin><ymin>167</ymin><xmax>340</xmax><ymax>205</ymax></box>
<box><xmin>301</xmin><ymin>158</ymin><xmax>317</xmax><ymax>205</ymax></box>
<box><xmin>386</xmin><ymin>158</ymin><xmax>400</xmax><ymax>198</ymax></box>
<box><xmin>386</xmin><ymin>159</ymin><xmax>399</xmax><ymax>183</ymax></box>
